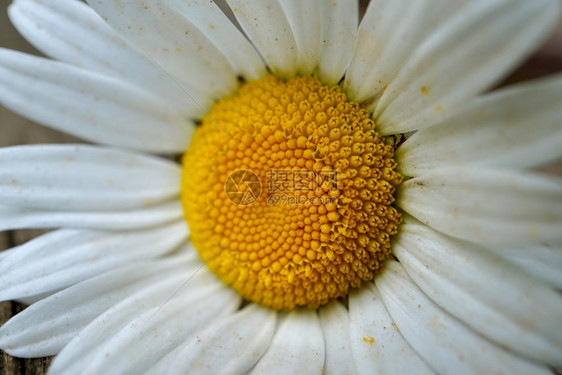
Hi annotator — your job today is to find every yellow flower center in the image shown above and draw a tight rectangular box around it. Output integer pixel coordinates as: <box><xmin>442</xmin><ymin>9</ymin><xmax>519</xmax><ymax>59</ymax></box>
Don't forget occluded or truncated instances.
<box><xmin>180</xmin><ymin>75</ymin><xmax>402</xmax><ymax>311</ymax></box>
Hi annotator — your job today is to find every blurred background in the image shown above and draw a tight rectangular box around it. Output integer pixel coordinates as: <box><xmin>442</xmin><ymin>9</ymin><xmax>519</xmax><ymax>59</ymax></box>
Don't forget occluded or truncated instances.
<box><xmin>1</xmin><ymin>0</ymin><xmax>561</xmax><ymax>373</ymax></box>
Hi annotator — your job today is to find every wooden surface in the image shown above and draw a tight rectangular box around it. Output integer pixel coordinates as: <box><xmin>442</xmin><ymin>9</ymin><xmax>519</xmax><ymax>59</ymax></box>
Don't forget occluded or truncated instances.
<box><xmin>1</xmin><ymin>1</ymin><xmax>561</xmax><ymax>374</ymax></box>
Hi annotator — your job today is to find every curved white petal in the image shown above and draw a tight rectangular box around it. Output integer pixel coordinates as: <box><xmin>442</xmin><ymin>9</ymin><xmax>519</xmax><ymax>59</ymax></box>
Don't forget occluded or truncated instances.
<box><xmin>377</xmin><ymin>261</ymin><xmax>550</xmax><ymax>375</ymax></box>
<box><xmin>226</xmin><ymin>0</ymin><xmax>299</xmax><ymax>79</ymax></box>
<box><xmin>249</xmin><ymin>310</ymin><xmax>325</xmax><ymax>375</ymax></box>
<box><xmin>172</xmin><ymin>1</ymin><xmax>266</xmax><ymax>81</ymax></box>
<box><xmin>0</xmin><ymin>201</ymin><xmax>183</xmax><ymax>231</ymax></box>
<box><xmin>397</xmin><ymin>167</ymin><xmax>562</xmax><ymax>248</ymax></box>
<box><xmin>491</xmin><ymin>245</ymin><xmax>562</xmax><ymax>290</ymax></box>
<box><xmin>149</xmin><ymin>304</ymin><xmax>277</xmax><ymax>375</ymax></box>
<box><xmin>397</xmin><ymin>75</ymin><xmax>562</xmax><ymax>176</ymax></box>
<box><xmin>278</xmin><ymin>0</ymin><xmax>321</xmax><ymax>75</ymax></box>
<box><xmin>8</xmin><ymin>0</ymin><xmax>201</xmax><ymax>116</ymax></box>
<box><xmin>0</xmin><ymin>250</ymin><xmax>10</xmax><ymax>262</ymax></box>
<box><xmin>394</xmin><ymin>224</ymin><xmax>562</xmax><ymax>365</ymax></box>
<box><xmin>348</xmin><ymin>287</ymin><xmax>433</xmax><ymax>375</ymax></box>
<box><xmin>49</xmin><ymin>268</ymin><xmax>240</xmax><ymax>374</ymax></box>
<box><xmin>0</xmin><ymin>49</ymin><xmax>194</xmax><ymax>152</ymax></box>
<box><xmin>319</xmin><ymin>301</ymin><xmax>357</xmax><ymax>375</ymax></box>
<box><xmin>371</xmin><ymin>0</ymin><xmax>561</xmax><ymax>135</ymax></box>
<box><xmin>0</xmin><ymin>145</ymin><xmax>181</xmax><ymax>211</ymax></box>
<box><xmin>85</xmin><ymin>0</ymin><xmax>238</xmax><ymax>103</ymax></box>
<box><xmin>0</xmin><ymin>221</ymin><xmax>188</xmax><ymax>301</ymax></box>
<box><xmin>344</xmin><ymin>0</ymin><xmax>460</xmax><ymax>103</ymax></box>
<box><xmin>14</xmin><ymin>291</ymin><xmax>54</xmax><ymax>306</ymax></box>
<box><xmin>317</xmin><ymin>0</ymin><xmax>358</xmax><ymax>86</ymax></box>
<box><xmin>0</xmin><ymin>252</ymin><xmax>198</xmax><ymax>357</ymax></box>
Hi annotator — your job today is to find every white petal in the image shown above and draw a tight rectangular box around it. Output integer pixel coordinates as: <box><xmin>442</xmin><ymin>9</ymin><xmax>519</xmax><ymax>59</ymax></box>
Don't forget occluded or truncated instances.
<box><xmin>171</xmin><ymin>1</ymin><xmax>266</xmax><ymax>81</ymax></box>
<box><xmin>371</xmin><ymin>0</ymin><xmax>561</xmax><ymax>135</ymax></box>
<box><xmin>317</xmin><ymin>0</ymin><xmax>358</xmax><ymax>86</ymax></box>
<box><xmin>491</xmin><ymin>245</ymin><xmax>562</xmax><ymax>290</ymax></box>
<box><xmin>250</xmin><ymin>310</ymin><xmax>325</xmax><ymax>375</ymax></box>
<box><xmin>86</xmin><ymin>0</ymin><xmax>237</xmax><ymax>102</ymax></box>
<box><xmin>400</xmin><ymin>212</ymin><xmax>424</xmax><ymax>226</ymax></box>
<box><xmin>0</xmin><ymin>145</ymin><xmax>180</xmax><ymax>211</ymax></box>
<box><xmin>397</xmin><ymin>75</ymin><xmax>562</xmax><ymax>176</ymax></box>
<box><xmin>0</xmin><ymin>201</ymin><xmax>183</xmax><ymax>231</ymax></box>
<box><xmin>227</xmin><ymin>0</ymin><xmax>299</xmax><ymax>78</ymax></box>
<box><xmin>394</xmin><ymin>224</ymin><xmax>562</xmax><ymax>365</ymax></box>
<box><xmin>0</xmin><ymin>252</ymin><xmax>198</xmax><ymax>357</ymax></box>
<box><xmin>0</xmin><ymin>49</ymin><xmax>194</xmax><ymax>152</ymax></box>
<box><xmin>0</xmin><ymin>221</ymin><xmax>188</xmax><ymax>301</ymax></box>
<box><xmin>149</xmin><ymin>304</ymin><xmax>277</xmax><ymax>375</ymax></box>
<box><xmin>49</xmin><ymin>268</ymin><xmax>240</xmax><ymax>374</ymax></box>
<box><xmin>278</xmin><ymin>0</ymin><xmax>321</xmax><ymax>75</ymax></box>
<box><xmin>8</xmin><ymin>0</ymin><xmax>201</xmax><ymax>116</ymax></box>
<box><xmin>344</xmin><ymin>0</ymin><xmax>460</xmax><ymax>102</ymax></box>
<box><xmin>0</xmin><ymin>249</ymin><xmax>11</xmax><ymax>262</ymax></box>
<box><xmin>318</xmin><ymin>301</ymin><xmax>357</xmax><ymax>375</ymax></box>
<box><xmin>376</xmin><ymin>261</ymin><xmax>550</xmax><ymax>375</ymax></box>
<box><xmin>348</xmin><ymin>287</ymin><xmax>433</xmax><ymax>375</ymax></box>
<box><xmin>397</xmin><ymin>167</ymin><xmax>562</xmax><ymax>248</ymax></box>
<box><xmin>14</xmin><ymin>292</ymin><xmax>53</xmax><ymax>306</ymax></box>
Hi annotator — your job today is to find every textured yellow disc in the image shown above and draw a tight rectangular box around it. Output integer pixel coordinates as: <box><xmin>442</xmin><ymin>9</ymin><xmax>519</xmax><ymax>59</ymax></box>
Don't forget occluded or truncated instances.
<box><xmin>181</xmin><ymin>76</ymin><xmax>402</xmax><ymax>311</ymax></box>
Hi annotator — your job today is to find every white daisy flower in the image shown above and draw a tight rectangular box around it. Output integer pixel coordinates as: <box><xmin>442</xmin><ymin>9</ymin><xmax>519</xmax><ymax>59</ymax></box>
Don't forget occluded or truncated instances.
<box><xmin>1</xmin><ymin>0</ymin><xmax>562</xmax><ymax>373</ymax></box>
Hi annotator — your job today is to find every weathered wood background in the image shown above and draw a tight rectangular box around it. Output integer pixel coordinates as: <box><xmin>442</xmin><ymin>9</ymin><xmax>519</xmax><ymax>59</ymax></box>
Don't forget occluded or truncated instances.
<box><xmin>1</xmin><ymin>1</ymin><xmax>561</xmax><ymax>374</ymax></box>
